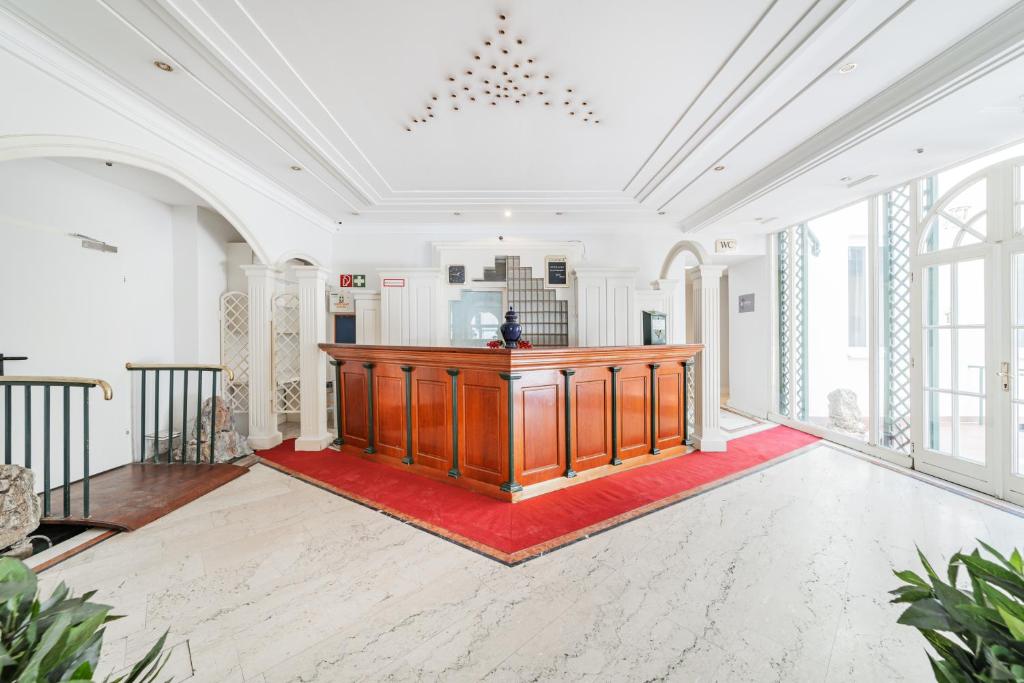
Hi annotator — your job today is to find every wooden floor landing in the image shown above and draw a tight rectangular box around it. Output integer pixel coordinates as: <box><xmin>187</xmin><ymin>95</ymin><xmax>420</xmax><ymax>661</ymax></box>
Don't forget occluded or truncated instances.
<box><xmin>40</xmin><ymin>463</ymin><xmax>248</xmax><ymax>531</ymax></box>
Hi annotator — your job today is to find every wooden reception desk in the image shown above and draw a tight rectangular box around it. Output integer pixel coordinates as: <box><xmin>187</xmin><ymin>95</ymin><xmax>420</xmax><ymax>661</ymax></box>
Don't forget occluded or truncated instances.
<box><xmin>319</xmin><ymin>344</ymin><xmax>703</xmax><ymax>501</ymax></box>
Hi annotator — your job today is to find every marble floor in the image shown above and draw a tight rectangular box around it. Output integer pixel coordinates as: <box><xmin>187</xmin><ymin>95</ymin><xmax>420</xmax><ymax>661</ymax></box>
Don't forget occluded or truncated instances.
<box><xmin>37</xmin><ymin>443</ymin><xmax>1024</xmax><ymax>682</ymax></box>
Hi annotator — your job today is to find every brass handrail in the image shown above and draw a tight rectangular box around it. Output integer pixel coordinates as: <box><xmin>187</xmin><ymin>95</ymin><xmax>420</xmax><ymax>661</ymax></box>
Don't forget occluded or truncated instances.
<box><xmin>125</xmin><ymin>363</ymin><xmax>235</xmax><ymax>382</ymax></box>
<box><xmin>0</xmin><ymin>376</ymin><xmax>113</xmax><ymax>400</ymax></box>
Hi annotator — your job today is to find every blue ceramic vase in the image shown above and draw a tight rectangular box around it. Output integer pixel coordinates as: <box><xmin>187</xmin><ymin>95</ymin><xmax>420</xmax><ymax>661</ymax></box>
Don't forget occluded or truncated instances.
<box><xmin>500</xmin><ymin>306</ymin><xmax>522</xmax><ymax>349</ymax></box>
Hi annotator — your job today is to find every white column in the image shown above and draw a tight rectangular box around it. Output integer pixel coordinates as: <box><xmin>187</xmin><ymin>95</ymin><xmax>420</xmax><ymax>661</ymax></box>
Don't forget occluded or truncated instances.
<box><xmin>242</xmin><ymin>264</ymin><xmax>282</xmax><ymax>449</ymax></box>
<box><xmin>294</xmin><ymin>266</ymin><xmax>332</xmax><ymax>451</ymax></box>
<box><xmin>691</xmin><ymin>265</ymin><xmax>727</xmax><ymax>452</ymax></box>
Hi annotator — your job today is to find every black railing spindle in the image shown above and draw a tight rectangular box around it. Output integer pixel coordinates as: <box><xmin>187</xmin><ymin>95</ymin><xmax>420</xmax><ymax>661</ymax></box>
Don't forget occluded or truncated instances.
<box><xmin>43</xmin><ymin>386</ymin><xmax>51</xmax><ymax>517</ymax></box>
<box><xmin>168</xmin><ymin>370</ymin><xmax>174</xmax><ymax>464</ymax></box>
<box><xmin>139</xmin><ymin>370</ymin><xmax>147</xmax><ymax>462</ymax></box>
<box><xmin>3</xmin><ymin>384</ymin><xmax>10</xmax><ymax>464</ymax></box>
<box><xmin>23</xmin><ymin>386</ymin><xmax>31</xmax><ymax>469</ymax></box>
<box><xmin>153</xmin><ymin>371</ymin><xmax>160</xmax><ymax>461</ymax></box>
<box><xmin>83</xmin><ymin>388</ymin><xmax>90</xmax><ymax>518</ymax></box>
<box><xmin>62</xmin><ymin>385</ymin><xmax>70</xmax><ymax>517</ymax></box>
<box><xmin>181</xmin><ymin>370</ymin><xmax>189</xmax><ymax>462</ymax></box>
<box><xmin>195</xmin><ymin>371</ymin><xmax>203</xmax><ymax>463</ymax></box>
<box><xmin>210</xmin><ymin>370</ymin><xmax>218</xmax><ymax>463</ymax></box>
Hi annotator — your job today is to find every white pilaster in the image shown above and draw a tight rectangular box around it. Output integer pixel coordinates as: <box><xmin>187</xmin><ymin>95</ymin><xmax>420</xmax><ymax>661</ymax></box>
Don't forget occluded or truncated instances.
<box><xmin>294</xmin><ymin>266</ymin><xmax>332</xmax><ymax>451</ymax></box>
<box><xmin>655</xmin><ymin>278</ymin><xmax>681</xmax><ymax>343</ymax></box>
<box><xmin>691</xmin><ymin>265</ymin><xmax>727</xmax><ymax>452</ymax></box>
<box><xmin>242</xmin><ymin>265</ymin><xmax>282</xmax><ymax>449</ymax></box>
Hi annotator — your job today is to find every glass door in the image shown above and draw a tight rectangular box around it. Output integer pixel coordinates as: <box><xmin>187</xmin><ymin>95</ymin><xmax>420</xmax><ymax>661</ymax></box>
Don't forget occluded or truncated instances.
<box><xmin>917</xmin><ymin>251</ymin><xmax>1000</xmax><ymax>493</ymax></box>
<box><xmin>1003</xmin><ymin>246</ymin><xmax>1024</xmax><ymax>504</ymax></box>
<box><xmin>914</xmin><ymin>159</ymin><xmax>1024</xmax><ymax>501</ymax></box>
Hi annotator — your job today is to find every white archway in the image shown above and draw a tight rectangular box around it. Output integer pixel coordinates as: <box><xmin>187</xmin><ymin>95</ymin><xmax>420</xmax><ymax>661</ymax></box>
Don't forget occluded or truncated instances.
<box><xmin>0</xmin><ymin>135</ymin><xmax>272</xmax><ymax>265</ymax></box>
<box><xmin>659</xmin><ymin>239</ymin><xmax>711</xmax><ymax>280</ymax></box>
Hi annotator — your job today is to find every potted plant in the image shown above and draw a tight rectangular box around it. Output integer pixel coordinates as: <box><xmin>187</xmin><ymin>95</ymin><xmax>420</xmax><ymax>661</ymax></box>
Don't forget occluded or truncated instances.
<box><xmin>891</xmin><ymin>542</ymin><xmax>1024</xmax><ymax>681</ymax></box>
<box><xmin>0</xmin><ymin>557</ymin><xmax>168</xmax><ymax>681</ymax></box>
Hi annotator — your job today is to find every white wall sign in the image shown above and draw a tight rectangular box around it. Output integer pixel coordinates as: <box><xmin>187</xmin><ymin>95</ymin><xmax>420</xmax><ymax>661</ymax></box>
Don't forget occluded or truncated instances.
<box><xmin>382</xmin><ymin>278</ymin><xmax>406</xmax><ymax>288</ymax></box>
<box><xmin>329</xmin><ymin>289</ymin><xmax>355</xmax><ymax>313</ymax></box>
<box><xmin>715</xmin><ymin>238</ymin><xmax>738</xmax><ymax>253</ymax></box>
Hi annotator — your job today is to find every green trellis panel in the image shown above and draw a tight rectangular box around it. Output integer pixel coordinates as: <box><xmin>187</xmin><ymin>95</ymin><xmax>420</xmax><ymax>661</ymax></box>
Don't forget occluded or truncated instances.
<box><xmin>777</xmin><ymin>230</ymin><xmax>792</xmax><ymax>417</ymax></box>
<box><xmin>882</xmin><ymin>185</ymin><xmax>913</xmax><ymax>454</ymax></box>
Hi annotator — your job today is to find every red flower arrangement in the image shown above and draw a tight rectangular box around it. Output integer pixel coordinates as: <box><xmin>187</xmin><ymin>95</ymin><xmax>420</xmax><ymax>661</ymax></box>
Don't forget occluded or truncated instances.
<box><xmin>486</xmin><ymin>339</ymin><xmax>534</xmax><ymax>349</ymax></box>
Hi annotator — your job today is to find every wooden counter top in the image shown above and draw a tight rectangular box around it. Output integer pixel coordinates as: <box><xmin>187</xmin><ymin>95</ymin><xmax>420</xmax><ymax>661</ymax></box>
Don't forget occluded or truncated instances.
<box><xmin>319</xmin><ymin>343</ymin><xmax>703</xmax><ymax>501</ymax></box>
<box><xmin>319</xmin><ymin>343</ymin><xmax>703</xmax><ymax>372</ymax></box>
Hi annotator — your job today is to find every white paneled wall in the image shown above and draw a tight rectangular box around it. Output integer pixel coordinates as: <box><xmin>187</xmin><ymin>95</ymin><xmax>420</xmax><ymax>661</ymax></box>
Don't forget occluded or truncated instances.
<box><xmin>377</xmin><ymin>269</ymin><xmax>442</xmax><ymax>345</ymax></box>
<box><xmin>354</xmin><ymin>291</ymin><xmax>380</xmax><ymax>344</ymax></box>
<box><xmin>574</xmin><ymin>267</ymin><xmax>638</xmax><ymax>347</ymax></box>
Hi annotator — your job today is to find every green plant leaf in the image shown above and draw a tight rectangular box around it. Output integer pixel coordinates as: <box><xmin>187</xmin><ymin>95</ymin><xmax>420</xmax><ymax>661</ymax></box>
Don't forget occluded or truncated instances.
<box><xmin>105</xmin><ymin>631</ymin><xmax>169</xmax><ymax>683</ymax></box>
<box><xmin>959</xmin><ymin>555</ymin><xmax>1024</xmax><ymax>600</ymax></box>
<box><xmin>1009</xmin><ymin>549</ymin><xmax>1023</xmax><ymax>574</ymax></box>
<box><xmin>996</xmin><ymin>606</ymin><xmax>1024</xmax><ymax>641</ymax></box>
<box><xmin>895</xmin><ymin>569</ymin><xmax>931</xmax><ymax>588</ymax></box>
<box><xmin>918</xmin><ymin>546</ymin><xmax>942</xmax><ymax>581</ymax></box>
<box><xmin>898</xmin><ymin>600</ymin><xmax>958</xmax><ymax>631</ymax></box>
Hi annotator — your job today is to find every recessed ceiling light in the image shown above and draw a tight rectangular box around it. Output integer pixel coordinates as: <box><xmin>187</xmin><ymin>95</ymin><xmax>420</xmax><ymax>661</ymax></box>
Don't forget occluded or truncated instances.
<box><xmin>658</xmin><ymin>211</ymin><xmax>666</xmax><ymax>216</ymax></box>
<box><xmin>915</xmin><ymin>147</ymin><xmax>925</xmax><ymax>154</ymax></box>
<box><xmin>350</xmin><ymin>212</ymin><xmax>360</xmax><ymax>216</ymax></box>
<box><xmin>837</xmin><ymin>62</ymin><xmax>857</xmax><ymax>74</ymax></box>
<box><xmin>336</xmin><ymin>220</ymin><xmax>343</xmax><ymax>225</ymax></box>
<box><xmin>504</xmin><ymin>209</ymin><xmax>512</xmax><ymax>217</ymax></box>
<box><xmin>104</xmin><ymin>161</ymin><xmax>113</xmax><ymax>167</ymax></box>
<box><xmin>454</xmin><ymin>211</ymin><xmax>462</xmax><ymax>216</ymax></box>
<box><xmin>713</xmin><ymin>165</ymin><xmax>726</xmax><ymax>171</ymax></box>
<box><xmin>839</xmin><ymin>176</ymin><xmax>852</xmax><ymax>182</ymax></box>
<box><xmin>555</xmin><ymin>211</ymin><xmax>564</xmax><ymax>216</ymax></box>
<box><xmin>153</xmin><ymin>60</ymin><xmax>174</xmax><ymax>72</ymax></box>
<box><xmin>289</xmin><ymin>165</ymin><xmax>302</xmax><ymax>171</ymax></box>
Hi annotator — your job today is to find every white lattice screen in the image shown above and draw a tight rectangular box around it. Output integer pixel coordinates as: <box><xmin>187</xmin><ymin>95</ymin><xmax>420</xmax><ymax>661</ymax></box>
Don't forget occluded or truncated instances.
<box><xmin>219</xmin><ymin>291</ymin><xmax>250</xmax><ymax>413</ymax></box>
<box><xmin>273</xmin><ymin>292</ymin><xmax>301</xmax><ymax>415</ymax></box>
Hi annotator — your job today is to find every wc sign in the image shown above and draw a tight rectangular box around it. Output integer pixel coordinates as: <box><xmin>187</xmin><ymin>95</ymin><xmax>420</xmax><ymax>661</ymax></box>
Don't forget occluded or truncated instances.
<box><xmin>714</xmin><ymin>238</ymin><xmax>737</xmax><ymax>254</ymax></box>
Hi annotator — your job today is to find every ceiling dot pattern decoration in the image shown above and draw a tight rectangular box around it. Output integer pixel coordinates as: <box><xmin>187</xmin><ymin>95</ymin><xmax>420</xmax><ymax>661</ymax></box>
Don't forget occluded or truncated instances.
<box><xmin>403</xmin><ymin>11</ymin><xmax>600</xmax><ymax>132</ymax></box>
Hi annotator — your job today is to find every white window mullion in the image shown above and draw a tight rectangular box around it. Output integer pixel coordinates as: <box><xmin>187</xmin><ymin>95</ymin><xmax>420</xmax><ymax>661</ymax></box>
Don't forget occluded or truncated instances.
<box><xmin>868</xmin><ymin>195</ymin><xmax>880</xmax><ymax>447</ymax></box>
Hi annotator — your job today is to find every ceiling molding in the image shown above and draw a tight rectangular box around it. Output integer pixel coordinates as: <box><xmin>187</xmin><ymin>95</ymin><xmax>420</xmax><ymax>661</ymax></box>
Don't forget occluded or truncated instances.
<box><xmin>143</xmin><ymin>0</ymin><xmax>385</xmax><ymax>205</ymax></box>
<box><xmin>0</xmin><ymin>6</ymin><xmax>336</xmax><ymax>235</ymax></box>
<box><xmin>627</xmin><ymin>0</ymin><xmax>854</xmax><ymax>203</ymax></box>
<box><xmin>679</xmin><ymin>0</ymin><xmax>1024</xmax><ymax>233</ymax></box>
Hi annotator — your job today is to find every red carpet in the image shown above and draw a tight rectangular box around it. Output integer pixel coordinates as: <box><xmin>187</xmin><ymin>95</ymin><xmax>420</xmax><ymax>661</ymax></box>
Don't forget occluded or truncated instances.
<box><xmin>258</xmin><ymin>426</ymin><xmax>819</xmax><ymax>564</ymax></box>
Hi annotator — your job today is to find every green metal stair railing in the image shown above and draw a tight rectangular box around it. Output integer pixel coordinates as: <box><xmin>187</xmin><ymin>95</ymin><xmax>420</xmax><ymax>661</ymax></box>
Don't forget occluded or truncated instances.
<box><xmin>125</xmin><ymin>363</ymin><xmax>233</xmax><ymax>464</ymax></box>
<box><xmin>0</xmin><ymin>375</ymin><xmax>113</xmax><ymax>518</ymax></box>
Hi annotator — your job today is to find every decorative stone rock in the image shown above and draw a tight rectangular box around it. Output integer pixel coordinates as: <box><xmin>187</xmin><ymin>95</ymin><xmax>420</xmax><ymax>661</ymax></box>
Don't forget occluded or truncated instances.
<box><xmin>185</xmin><ymin>397</ymin><xmax>253</xmax><ymax>463</ymax></box>
<box><xmin>827</xmin><ymin>388</ymin><xmax>865</xmax><ymax>434</ymax></box>
<box><xmin>0</xmin><ymin>465</ymin><xmax>41</xmax><ymax>552</ymax></box>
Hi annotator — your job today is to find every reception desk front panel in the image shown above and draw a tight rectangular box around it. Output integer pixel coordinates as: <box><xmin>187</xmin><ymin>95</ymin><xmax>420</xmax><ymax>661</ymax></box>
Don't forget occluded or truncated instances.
<box><xmin>321</xmin><ymin>344</ymin><xmax>703</xmax><ymax>501</ymax></box>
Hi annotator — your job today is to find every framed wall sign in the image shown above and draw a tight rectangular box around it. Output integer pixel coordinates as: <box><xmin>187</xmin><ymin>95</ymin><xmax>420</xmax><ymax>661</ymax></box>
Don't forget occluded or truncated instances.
<box><xmin>545</xmin><ymin>256</ymin><xmax>568</xmax><ymax>287</ymax></box>
<box><xmin>714</xmin><ymin>238</ymin><xmax>737</xmax><ymax>254</ymax></box>
<box><xmin>339</xmin><ymin>274</ymin><xmax>367</xmax><ymax>288</ymax></box>
<box><xmin>448</xmin><ymin>264</ymin><xmax>466</xmax><ymax>284</ymax></box>
<box><xmin>738</xmin><ymin>293</ymin><xmax>755</xmax><ymax>313</ymax></box>
<box><xmin>382</xmin><ymin>278</ymin><xmax>406</xmax><ymax>288</ymax></box>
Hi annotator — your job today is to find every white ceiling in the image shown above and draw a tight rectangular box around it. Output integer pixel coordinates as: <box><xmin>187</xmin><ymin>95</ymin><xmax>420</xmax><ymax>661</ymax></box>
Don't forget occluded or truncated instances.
<box><xmin>5</xmin><ymin>0</ymin><xmax>1024</xmax><ymax>235</ymax></box>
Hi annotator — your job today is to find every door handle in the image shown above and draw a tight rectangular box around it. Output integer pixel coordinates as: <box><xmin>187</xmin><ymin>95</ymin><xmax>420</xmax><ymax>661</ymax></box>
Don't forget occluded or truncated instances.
<box><xmin>997</xmin><ymin>362</ymin><xmax>1010</xmax><ymax>392</ymax></box>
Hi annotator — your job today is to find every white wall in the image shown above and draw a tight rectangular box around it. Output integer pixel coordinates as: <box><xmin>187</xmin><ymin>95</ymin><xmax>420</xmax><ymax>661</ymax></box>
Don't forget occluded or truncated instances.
<box><xmin>726</xmin><ymin>248</ymin><xmax>773</xmax><ymax>418</ymax></box>
<box><xmin>0</xmin><ymin>158</ymin><xmax>236</xmax><ymax>481</ymax></box>
<box><xmin>0</xmin><ymin>16</ymin><xmax>333</xmax><ymax>267</ymax></box>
